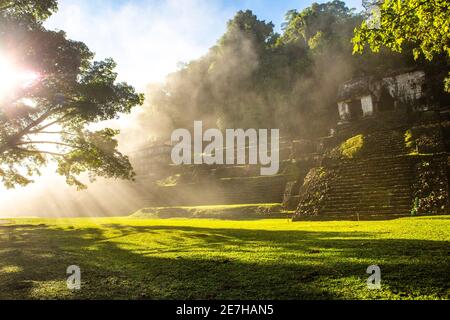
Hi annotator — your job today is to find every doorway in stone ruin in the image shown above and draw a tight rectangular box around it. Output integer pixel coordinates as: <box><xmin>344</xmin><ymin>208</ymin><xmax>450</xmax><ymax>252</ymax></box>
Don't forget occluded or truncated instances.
<box><xmin>378</xmin><ymin>87</ymin><xmax>395</xmax><ymax>112</ymax></box>
<box><xmin>348</xmin><ymin>99</ymin><xmax>363</xmax><ymax>120</ymax></box>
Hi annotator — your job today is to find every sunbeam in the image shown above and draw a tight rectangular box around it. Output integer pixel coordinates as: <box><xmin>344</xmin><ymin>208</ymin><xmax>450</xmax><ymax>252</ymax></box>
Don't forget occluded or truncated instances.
<box><xmin>0</xmin><ymin>53</ymin><xmax>39</xmax><ymax>100</ymax></box>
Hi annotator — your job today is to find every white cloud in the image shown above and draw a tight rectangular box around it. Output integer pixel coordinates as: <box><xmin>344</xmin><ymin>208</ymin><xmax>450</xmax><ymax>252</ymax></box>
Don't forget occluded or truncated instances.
<box><xmin>45</xmin><ymin>0</ymin><xmax>233</xmax><ymax>90</ymax></box>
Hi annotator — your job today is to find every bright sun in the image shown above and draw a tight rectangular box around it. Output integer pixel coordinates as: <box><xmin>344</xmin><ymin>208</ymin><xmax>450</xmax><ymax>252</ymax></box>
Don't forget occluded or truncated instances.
<box><xmin>0</xmin><ymin>54</ymin><xmax>39</xmax><ymax>100</ymax></box>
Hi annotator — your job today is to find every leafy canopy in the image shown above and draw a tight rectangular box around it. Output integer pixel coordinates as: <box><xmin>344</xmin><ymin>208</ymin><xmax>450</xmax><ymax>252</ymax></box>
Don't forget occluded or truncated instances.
<box><xmin>352</xmin><ymin>0</ymin><xmax>450</xmax><ymax>91</ymax></box>
<box><xmin>142</xmin><ymin>2</ymin><xmax>392</xmax><ymax>139</ymax></box>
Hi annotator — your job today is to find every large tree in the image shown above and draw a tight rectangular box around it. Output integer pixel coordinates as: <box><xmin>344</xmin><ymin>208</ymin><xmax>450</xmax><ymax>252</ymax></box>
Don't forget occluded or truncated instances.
<box><xmin>352</xmin><ymin>0</ymin><xmax>450</xmax><ymax>92</ymax></box>
<box><xmin>0</xmin><ymin>0</ymin><xmax>144</xmax><ymax>189</ymax></box>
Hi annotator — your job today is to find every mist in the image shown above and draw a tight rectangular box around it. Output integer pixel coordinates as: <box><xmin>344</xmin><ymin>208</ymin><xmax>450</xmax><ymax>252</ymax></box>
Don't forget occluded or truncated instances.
<box><xmin>0</xmin><ymin>1</ymin><xmax>420</xmax><ymax>217</ymax></box>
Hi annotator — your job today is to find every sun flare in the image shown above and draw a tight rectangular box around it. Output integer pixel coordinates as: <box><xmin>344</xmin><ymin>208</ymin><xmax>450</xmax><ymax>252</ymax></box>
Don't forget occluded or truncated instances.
<box><xmin>0</xmin><ymin>54</ymin><xmax>39</xmax><ymax>100</ymax></box>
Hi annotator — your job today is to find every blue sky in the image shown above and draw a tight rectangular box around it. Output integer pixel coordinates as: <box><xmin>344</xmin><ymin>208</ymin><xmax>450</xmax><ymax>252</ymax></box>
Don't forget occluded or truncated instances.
<box><xmin>221</xmin><ymin>0</ymin><xmax>363</xmax><ymax>31</ymax></box>
<box><xmin>95</xmin><ymin>0</ymin><xmax>363</xmax><ymax>27</ymax></box>
<box><xmin>45</xmin><ymin>0</ymin><xmax>363</xmax><ymax>89</ymax></box>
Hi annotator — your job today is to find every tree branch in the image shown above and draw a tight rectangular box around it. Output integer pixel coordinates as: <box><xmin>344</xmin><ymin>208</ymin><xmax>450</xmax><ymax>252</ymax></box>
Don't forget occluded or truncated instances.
<box><xmin>20</xmin><ymin>109</ymin><xmax>55</xmax><ymax>135</ymax></box>
<box><xmin>28</xmin><ymin>111</ymin><xmax>78</xmax><ymax>134</ymax></box>
<box><xmin>14</xmin><ymin>147</ymin><xmax>67</xmax><ymax>157</ymax></box>
<box><xmin>15</xmin><ymin>141</ymin><xmax>75</xmax><ymax>148</ymax></box>
<box><xmin>28</xmin><ymin>131</ymin><xmax>78</xmax><ymax>136</ymax></box>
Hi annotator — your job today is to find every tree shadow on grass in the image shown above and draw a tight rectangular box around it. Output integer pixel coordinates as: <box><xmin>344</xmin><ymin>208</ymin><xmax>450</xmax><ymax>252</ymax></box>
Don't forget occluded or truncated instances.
<box><xmin>0</xmin><ymin>223</ymin><xmax>448</xmax><ymax>300</ymax></box>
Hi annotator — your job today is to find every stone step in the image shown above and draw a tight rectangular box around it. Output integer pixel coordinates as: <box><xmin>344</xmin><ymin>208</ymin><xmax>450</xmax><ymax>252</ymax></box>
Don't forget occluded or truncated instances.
<box><xmin>333</xmin><ymin>174</ymin><xmax>413</xmax><ymax>180</ymax></box>
<box><xmin>329</xmin><ymin>186</ymin><xmax>412</xmax><ymax>192</ymax></box>
<box><xmin>323</xmin><ymin>200</ymin><xmax>411</xmax><ymax>207</ymax></box>
<box><xmin>326</xmin><ymin>191</ymin><xmax>411</xmax><ymax>196</ymax></box>
<box><xmin>322</xmin><ymin>205</ymin><xmax>412</xmax><ymax>210</ymax></box>
<box><xmin>326</xmin><ymin>197</ymin><xmax>411</xmax><ymax>203</ymax></box>
<box><xmin>337</xmin><ymin>173</ymin><xmax>412</xmax><ymax>178</ymax></box>
<box><xmin>339</xmin><ymin>156</ymin><xmax>415</xmax><ymax>163</ymax></box>
<box><xmin>331</xmin><ymin>184</ymin><xmax>413</xmax><ymax>190</ymax></box>
<box><xmin>340</xmin><ymin>163</ymin><xmax>412</xmax><ymax>169</ymax></box>
<box><xmin>338</xmin><ymin>165</ymin><xmax>413</xmax><ymax>172</ymax></box>
<box><xmin>332</xmin><ymin>180</ymin><xmax>413</xmax><ymax>186</ymax></box>
<box><xmin>337</xmin><ymin>174</ymin><xmax>412</xmax><ymax>179</ymax></box>
<box><xmin>333</xmin><ymin>176</ymin><xmax>412</xmax><ymax>183</ymax></box>
<box><xmin>326</xmin><ymin>195</ymin><xmax>411</xmax><ymax>202</ymax></box>
<box><xmin>340</xmin><ymin>161</ymin><xmax>412</xmax><ymax>166</ymax></box>
<box><xmin>339</xmin><ymin>161</ymin><xmax>412</xmax><ymax>167</ymax></box>
<box><xmin>321</xmin><ymin>209</ymin><xmax>411</xmax><ymax>215</ymax></box>
<box><xmin>322</xmin><ymin>202</ymin><xmax>412</xmax><ymax>208</ymax></box>
<box><xmin>323</xmin><ymin>204</ymin><xmax>411</xmax><ymax>211</ymax></box>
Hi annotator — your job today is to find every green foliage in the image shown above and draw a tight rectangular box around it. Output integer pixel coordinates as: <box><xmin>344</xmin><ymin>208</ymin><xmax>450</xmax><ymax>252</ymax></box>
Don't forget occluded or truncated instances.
<box><xmin>410</xmin><ymin>126</ymin><xmax>445</xmax><ymax>154</ymax></box>
<box><xmin>278</xmin><ymin>0</ymin><xmax>356</xmax><ymax>47</ymax></box>
<box><xmin>0</xmin><ymin>1</ymin><xmax>144</xmax><ymax>189</ymax></box>
<box><xmin>156</xmin><ymin>174</ymin><xmax>181</xmax><ymax>187</ymax></box>
<box><xmin>295</xmin><ymin>167</ymin><xmax>337</xmax><ymax>217</ymax></box>
<box><xmin>404</xmin><ymin>129</ymin><xmax>416</xmax><ymax>154</ymax></box>
<box><xmin>411</xmin><ymin>197</ymin><xmax>419</xmax><ymax>215</ymax></box>
<box><xmin>415</xmin><ymin>134</ymin><xmax>444</xmax><ymax>154</ymax></box>
<box><xmin>412</xmin><ymin>159</ymin><xmax>449</xmax><ymax>214</ymax></box>
<box><xmin>0</xmin><ymin>0</ymin><xmax>58</xmax><ymax>22</ymax></box>
<box><xmin>340</xmin><ymin>134</ymin><xmax>364</xmax><ymax>158</ymax></box>
<box><xmin>352</xmin><ymin>0</ymin><xmax>450</xmax><ymax>92</ymax></box>
<box><xmin>219</xmin><ymin>10</ymin><xmax>277</xmax><ymax>50</ymax></box>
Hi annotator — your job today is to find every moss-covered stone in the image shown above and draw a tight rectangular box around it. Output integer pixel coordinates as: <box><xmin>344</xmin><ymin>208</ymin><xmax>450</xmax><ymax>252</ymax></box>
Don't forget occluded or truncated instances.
<box><xmin>340</xmin><ymin>134</ymin><xmax>364</xmax><ymax>158</ymax></box>
<box><xmin>293</xmin><ymin>167</ymin><xmax>338</xmax><ymax>219</ymax></box>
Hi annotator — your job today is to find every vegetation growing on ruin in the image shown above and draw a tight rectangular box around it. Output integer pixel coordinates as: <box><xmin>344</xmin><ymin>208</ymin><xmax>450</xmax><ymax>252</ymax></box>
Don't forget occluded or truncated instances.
<box><xmin>156</xmin><ymin>174</ymin><xmax>181</xmax><ymax>187</ymax></box>
<box><xmin>412</xmin><ymin>160</ymin><xmax>449</xmax><ymax>214</ymax></box>
<box><xmin>340</xmin><ymin>134</ymin><xmax>364</xmax><ymax>159</ymax></box>
<box><xmin>353</xmin><ymin>0</ymin><xmax>450</xmax><ymax>92</ymax></box>
<box><xmin>404</xmin><ymin>129</ymin><xmax>417</xmax><ymax>154</ymax></box>
<box><xmin>295</xmin><ymin>167</ymin><xmax>337</xmax><ymax>217</ymax></box>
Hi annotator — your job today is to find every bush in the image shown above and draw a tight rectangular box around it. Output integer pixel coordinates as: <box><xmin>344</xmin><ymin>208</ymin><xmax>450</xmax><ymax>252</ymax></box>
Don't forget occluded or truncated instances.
<box><xmin>293</xmin><ymin>167</ymin><xmax>337</xmax><ymax>218</ymax></box>
<box><xmin>411</xmin><ymin>126</ymin><xmax>445</xmax><ymax>154</ymax></box>
<box><xmin>340</xmin><ymin>134</ymin><xmax>364</xmax><ymax>159</ymax></box>
<box><xmin>412</xmin><ymin>159</ymin><xmax>449</xmax><ymax>214</ymax></box>
<box><xmin>404</xmin><ymin>129</ymin><xmax>417</xmax><ymax>154</ymax></box>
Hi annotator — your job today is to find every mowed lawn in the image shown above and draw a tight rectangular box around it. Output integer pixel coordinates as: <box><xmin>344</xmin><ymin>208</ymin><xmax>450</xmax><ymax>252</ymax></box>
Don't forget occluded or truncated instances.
<box><xmin>0</xmin><ymin>216</ymin><xmax>449</xmax><ymax>299</ymax></box>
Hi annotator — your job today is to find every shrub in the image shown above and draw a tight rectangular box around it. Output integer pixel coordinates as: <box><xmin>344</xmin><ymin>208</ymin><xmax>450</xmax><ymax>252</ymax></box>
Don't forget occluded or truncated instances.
<box><xmin>293</xmin><ymin>167</ymin><xmax>337</xmax><ymax>218</ymax></box>
<box><xmin>404</xmin><ymin>129</ymin><xmax>417</xmax><ymax>154</ymax></box>
<box><xmin>339</xmin><ymin>134</ymin><xmax>364</xmax><ymax>159</ymax></box>
<box><xmin>412</xmin><ymin>159</ymin><xmax>449</xmax><ymax>214</ymax></box>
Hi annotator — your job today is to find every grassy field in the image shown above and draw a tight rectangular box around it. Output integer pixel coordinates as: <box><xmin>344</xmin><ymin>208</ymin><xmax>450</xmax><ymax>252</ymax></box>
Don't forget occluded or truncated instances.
<box><xmin>0</xmin><ymin>215</ymin><xmax>449</xmax><ymax>299</ymax></box>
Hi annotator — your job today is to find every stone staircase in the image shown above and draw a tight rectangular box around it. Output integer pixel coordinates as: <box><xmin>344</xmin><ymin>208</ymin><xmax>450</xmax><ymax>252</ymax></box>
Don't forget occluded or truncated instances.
<box><xmin>295</xmin><ymin>127</ymin><xmax>420</xmax><ymax>218</ymax></box>
<box><xmin>361</xmin><ymin>130</ymin><xmax>407</xmax><ymax>158</ymax></box>
<box><xmin>321</xmin><ymin>156</ymin><xmax>415</xmax><ymax>215</ymax></box>
<box><xmin>139</xmin><ymin>174</ymin><xmax>288</xmax><ymax>207</ymax></box>
<box><xmin>336</xmin><ymin>110</ymin><xmax>408</xmax><ymax>139</ymax></box>
<box><xmin>132</xmin><ymin>135</ymin><xmax>296</xmax><ymax>207</ymax></box>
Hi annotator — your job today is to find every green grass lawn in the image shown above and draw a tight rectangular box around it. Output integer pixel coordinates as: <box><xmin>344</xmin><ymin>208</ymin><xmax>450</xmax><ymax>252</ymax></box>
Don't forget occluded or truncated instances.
<box><xmin>0</xmin><ymin>215</ymin><xmax>449</xmax><ymax>299</ymax></box>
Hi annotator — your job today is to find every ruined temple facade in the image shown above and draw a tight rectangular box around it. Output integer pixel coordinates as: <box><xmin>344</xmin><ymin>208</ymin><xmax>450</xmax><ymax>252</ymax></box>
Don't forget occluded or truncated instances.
<box><xmin>337</xmin><ymin>70</ymin><xmax>427</xmax><ymax>124</ymax></box>
<box><xmin>127</xmin><ymin>67</ymin><xmax>449</xmax><ymax>217</ymax></box>
<box><xmin>289</xmin><ymin>68</ymin><xmax>450</xmax><ymax>218</ymax></box>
